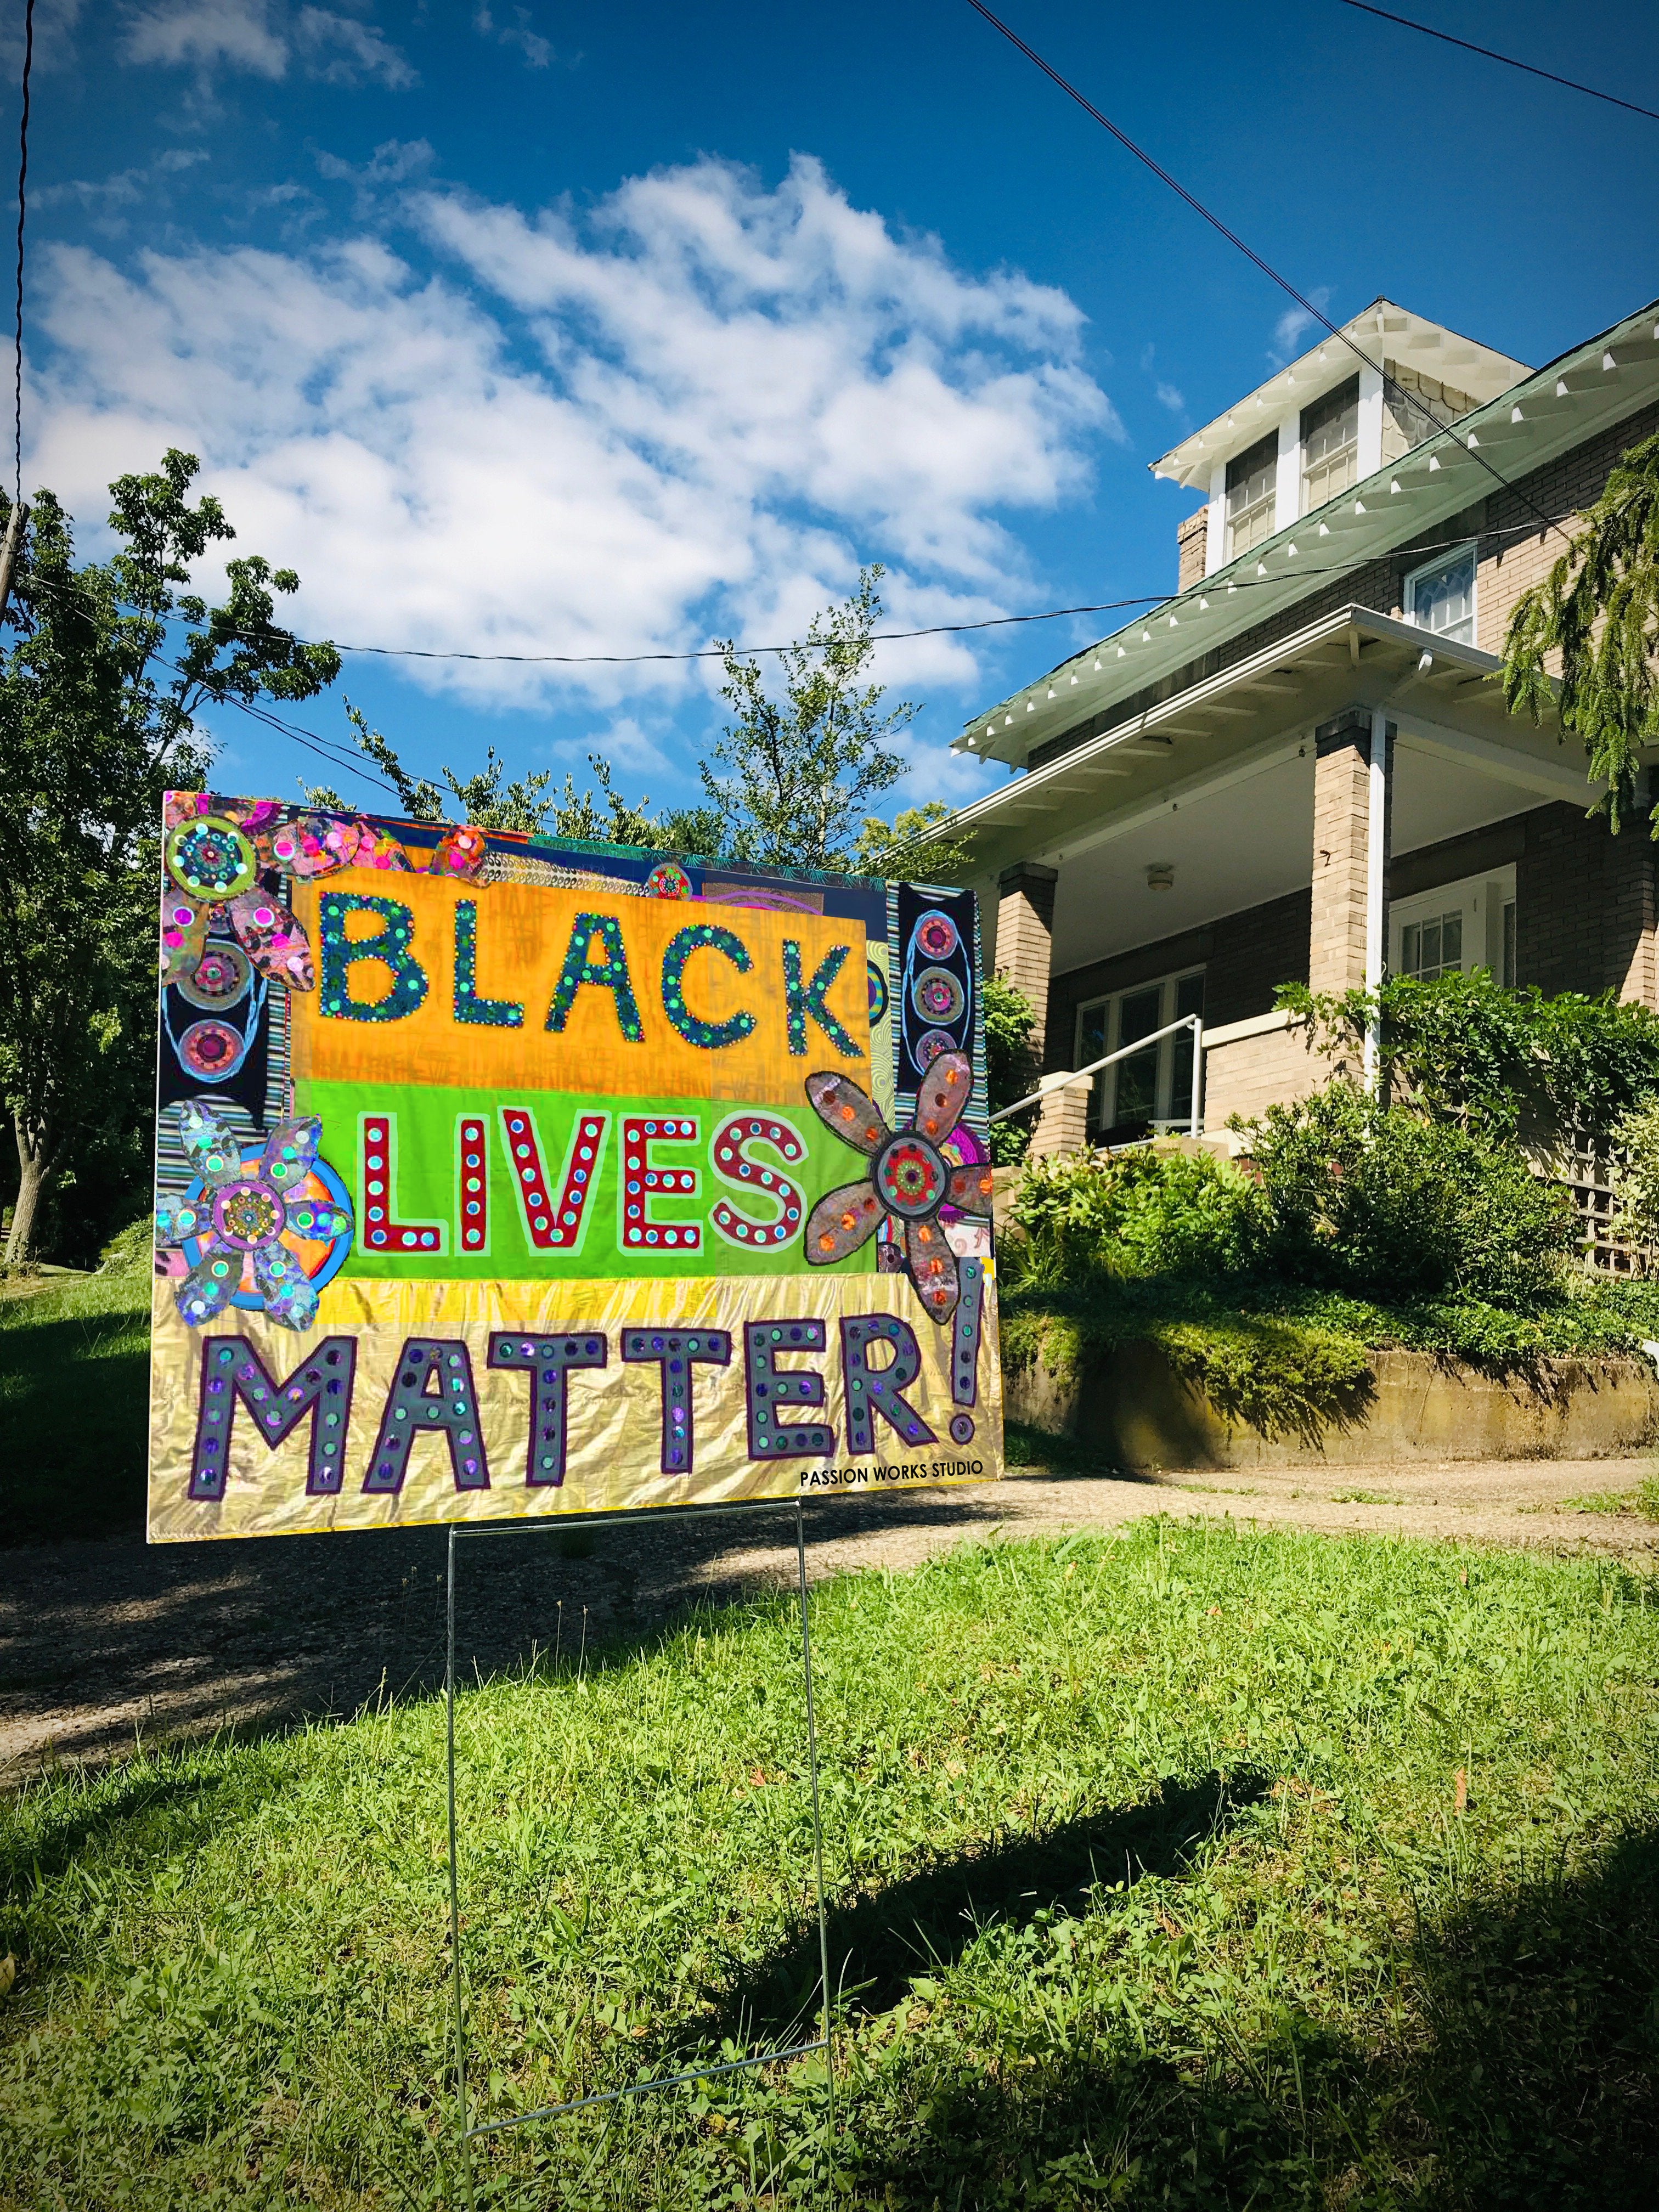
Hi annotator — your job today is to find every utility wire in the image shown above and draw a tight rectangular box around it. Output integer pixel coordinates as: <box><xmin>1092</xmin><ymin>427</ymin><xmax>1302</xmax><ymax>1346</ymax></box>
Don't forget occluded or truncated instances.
<box><xmin>1338</xmin><ymin>0</ymin><xmax>1659</xmax><ymax>125</ymax></box>
<box><xmin>13</xmin><ymin>0</ymin><xmax>30</xmax><ymax>510</ymax></box>
<box><xmin>960</xmin><ymin>0</ymin><xmax>1568</xmax><ymax>546</ymax></box>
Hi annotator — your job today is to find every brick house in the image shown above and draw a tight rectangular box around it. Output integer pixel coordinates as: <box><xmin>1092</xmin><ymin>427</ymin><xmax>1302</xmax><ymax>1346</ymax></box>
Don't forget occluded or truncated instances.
<box><xmin>941</xmin><ymin>295</ymin><xmax>1659</xmax><ymax>1152</ymax></box>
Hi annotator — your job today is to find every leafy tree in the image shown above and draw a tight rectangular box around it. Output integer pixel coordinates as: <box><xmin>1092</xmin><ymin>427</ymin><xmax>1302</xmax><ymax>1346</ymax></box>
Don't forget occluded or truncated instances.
<box><xmin>1503</xmin><ymin>427</ymin><xmax>1659</xmax><ymax>832</ymax></box>
<box><xmin>308</xmin><ymin>704</ymin><xmax>726</xmax><ymax>853</ymax></box>
<box><xmin>0</xmin><ymin>450</ymin><xmax>338</xmax><ymax>1264</ymax></box>
<box><xmin>703</xmin><ymin>566</ymin><xmax>917</xmax><ymax>871</ymax></box>
<box><xmin>850</xmin><ymin>800</ymin><xmax>972</xmax><ymax>882</ymax></box>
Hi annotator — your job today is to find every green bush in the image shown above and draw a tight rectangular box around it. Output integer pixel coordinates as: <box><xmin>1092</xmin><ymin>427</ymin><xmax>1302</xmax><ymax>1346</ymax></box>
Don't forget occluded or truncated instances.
<box><xmin>983</xmin><ymin>972</ymin><xmax>1039</xmax><ymax>1166</ymax></box>
<box><xmin>1010</xmin><ymin>1145</ymin><xmax>1268</xmax><ymax>1283</ymax></box>
<box><xmin>1245</xmin><ymin>1082</ymin><xmax>1573</xmax><ymax>1308</ymax></box>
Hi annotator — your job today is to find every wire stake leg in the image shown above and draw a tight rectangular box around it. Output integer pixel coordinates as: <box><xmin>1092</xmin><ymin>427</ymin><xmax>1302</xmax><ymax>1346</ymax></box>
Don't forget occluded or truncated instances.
<box><xmin>447</xmin><ymin>1526</ymin><xmax>477</xmax><ymax>2209</ymax></box>
<box><xmin>795</xmin><ymin>1499</ymin><xmax>836</xmax><ymax>2163</ymax></box>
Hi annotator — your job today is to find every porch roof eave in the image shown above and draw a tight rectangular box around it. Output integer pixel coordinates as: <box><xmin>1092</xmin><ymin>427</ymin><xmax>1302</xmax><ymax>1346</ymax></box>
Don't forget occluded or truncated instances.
<box><xmin>936</xmin><ymin>602</ymin><xmax>1598</xmax><ymax>883</ymax></box>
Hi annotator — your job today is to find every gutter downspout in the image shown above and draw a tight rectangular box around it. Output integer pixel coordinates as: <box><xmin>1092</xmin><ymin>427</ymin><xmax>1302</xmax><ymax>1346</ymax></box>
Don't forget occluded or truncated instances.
<box><xmin>1363</xmin><ymin>706</ymin><xmax>1390</xmax><ymax>1091</ymax></box>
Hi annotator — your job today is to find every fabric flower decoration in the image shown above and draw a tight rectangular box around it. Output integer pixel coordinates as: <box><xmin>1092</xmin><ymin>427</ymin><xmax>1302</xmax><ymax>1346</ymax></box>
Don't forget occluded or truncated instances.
<box><xmin>802</xmin><ymin>1052</ymin><xmax>993</xmax><ymax>1324</ymax></box>
<box><xmin>156</xmin><ymin>1101</ymin><xmax>353</xmax><ymax>1331</ymax></box>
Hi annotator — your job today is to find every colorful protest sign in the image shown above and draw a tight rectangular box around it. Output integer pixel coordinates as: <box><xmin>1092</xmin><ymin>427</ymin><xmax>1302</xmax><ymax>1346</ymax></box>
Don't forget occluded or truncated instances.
<box><xmin>148</xmin><ymin>797</ymin><xmax>1002</xmax><ymax>1541</ymax></box>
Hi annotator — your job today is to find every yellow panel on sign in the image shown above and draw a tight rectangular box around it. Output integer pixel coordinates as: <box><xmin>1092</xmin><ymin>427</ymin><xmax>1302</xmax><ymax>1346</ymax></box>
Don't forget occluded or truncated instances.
<box><xmin>146</xmin><ymin>1268</ymin><xmax>1001</xmax><ymax>1544</ymax></box>
<box><xmin>289</xmin><ymin>870</ymin><xmax>871</xmax><ymax>1104</ymax></box>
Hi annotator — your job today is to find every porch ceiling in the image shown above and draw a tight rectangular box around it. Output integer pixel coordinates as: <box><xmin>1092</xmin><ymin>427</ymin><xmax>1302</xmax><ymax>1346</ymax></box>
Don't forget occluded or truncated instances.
<box><xmin>947</xmin><ymin>605</ymin><xmax>1607</xmax><ymax>887</ymax></box>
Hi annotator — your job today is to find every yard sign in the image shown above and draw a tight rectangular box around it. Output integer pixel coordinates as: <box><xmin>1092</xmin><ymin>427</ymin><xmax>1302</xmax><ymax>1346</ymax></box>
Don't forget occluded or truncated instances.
<box><xmin>148</xmin><ymin>795</ymin><xmax>1002</xmax><ymax>1541</ymax></box>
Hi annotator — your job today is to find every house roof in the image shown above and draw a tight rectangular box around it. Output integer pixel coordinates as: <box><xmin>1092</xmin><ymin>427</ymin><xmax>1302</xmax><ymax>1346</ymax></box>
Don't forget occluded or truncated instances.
<box><xmin>956</xmin><ymin>295</ymin><xmax>1659</xmax><ymax>772</ymax></box>
<box><xmin>1149</xmin><ymin>297</ymin><xmax>1528</xmax><ymax>492</ymax></box>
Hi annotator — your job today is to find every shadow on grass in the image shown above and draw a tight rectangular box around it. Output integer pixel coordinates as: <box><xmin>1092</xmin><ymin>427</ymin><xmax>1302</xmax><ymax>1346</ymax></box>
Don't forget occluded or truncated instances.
<box><xmin>704</xmin><ymin>1768</ymin><xmax>1269</xmax><ymax>2047</ymax></box>
<box><xmin>848</xmin><ymin>1818</ymin><xmax>1659</xmax><ymax>2210</ymax></box>
<box><xmin>0</xmin><ymin>1307</ymin><xmax>148</xmax><ymax>1544</ymax></box>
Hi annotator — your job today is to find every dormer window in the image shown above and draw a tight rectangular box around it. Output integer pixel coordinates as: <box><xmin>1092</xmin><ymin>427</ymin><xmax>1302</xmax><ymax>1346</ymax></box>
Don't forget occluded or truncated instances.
<box><xmin>1406</xmin><ymin>541</ymin><xmax>1477</xmax><ymax>646</ymax></box>
<box><xmin>1300</xmin><ymin>376</ymin><xmax>1359</xmax><ymax>511</ymax></box>
<box><xmin>1226</xmin><ymin>432</ymin><xmax>1278</xmax><ymax>561</ymax></box>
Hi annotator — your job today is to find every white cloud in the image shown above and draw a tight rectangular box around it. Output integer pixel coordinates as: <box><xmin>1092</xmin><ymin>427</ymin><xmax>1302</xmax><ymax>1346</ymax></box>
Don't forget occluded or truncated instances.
<box><xmin>121</xmin><ymin>0</ymin><xmax>413</xmax><ymax>87</ymax></box>
<box><xmin>1154</xmin><ymin>381</ymin><xmax>1184</xmax><ymax>414</ymax></box>
<box><xmin>1269</xmin><ymin>287</ymin><xmax>1333</xmax><ymax>364</ymax></box>
<box><xmin>35</xmin><ymin>148</ymin><xmax>209</xmax><ymax>223</ymax></box>
<box><xmin>122</xmin><ymin>0</ymin><xmax>288</xmax><ymax>76</ymax></box>
<box><xmin>473</xmin><ymin>4</ymin><xmax>553</xmax><ymax>69</ymax></box>
<box><xmin>28</xmin><ymin>155</ymin><xmax>1115</xmax><ymax>717</ymax></box>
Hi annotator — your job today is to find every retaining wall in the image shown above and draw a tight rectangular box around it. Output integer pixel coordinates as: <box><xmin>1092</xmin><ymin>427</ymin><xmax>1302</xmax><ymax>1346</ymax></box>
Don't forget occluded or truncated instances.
<box><xmin>1006</xmin><ymin>1341</ymin><xmax>1659</xmax><ymax>1470</ymax></box>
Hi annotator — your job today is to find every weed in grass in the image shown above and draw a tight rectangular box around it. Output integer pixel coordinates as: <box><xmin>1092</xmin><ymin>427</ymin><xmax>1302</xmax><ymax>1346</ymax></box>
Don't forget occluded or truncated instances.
<box><xmin>1329</xmin><ymin>1490</ymin><xmax>1410</xmax><ymax>1506</ymax></box>
<box><xmin>4</xmin><ymin>1524</ymin><xmax>1659</xmax><ymax>2206</ymax></box>
<box><xmin>1543</xmin><ymin>1477</ymin><xmax>1659</xmax><ymax>1519</ymax></box>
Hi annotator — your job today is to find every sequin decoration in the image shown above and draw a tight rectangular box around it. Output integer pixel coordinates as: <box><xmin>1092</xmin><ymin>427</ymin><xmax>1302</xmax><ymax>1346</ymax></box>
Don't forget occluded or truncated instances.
<box><xmin>911</xmin><ymin>911</ymin><xmax>960</xmax><ymax>963</ymax></box>
<box><xmin>803</xmin><ymin>1052</ymin><xmax>974</xmax><ymax>1322</ymax></box>
<box><xmin>361</xmin><ymin>1338</ymin><xmax>490</xmax><ymax>1493</ymax></box>
<box><xmin>161</xmin><ymin>885</ymin><xmax>208</xmax><ymax>985</ymax></box>
<box><xmin>319</xmin><ymin>894</ymin><xmax>428</xmax><ymax>1023</ymax></box>
<box><xmin>645</xmin><ymin>859</ymin><xmax>694</xmax><ymax>900</ymax></box>
<box><xmin>189</xmin><ymin>1335</ymin><xmax>358</xmax><ymax>1500</ymax></box>
<box><xmin>162</xmin><ymin>1105</ymin><xmax>353</xmax><ymax>1331</ymax></box>
<box><xmin>840</xmin><ymin>1313</ymin><xmax>936</xmax><ymax>1454</ymax></box>
<box><xmin>430</xmin><ymin>824</ymin><xmax>488</xmax><ymax>881</ymax></box>
<box><xmin>623</xmin><ymin>1328</ymin><xmax>733</xmax><ymax>1474</ymax></box>
<box><xmin>744</xmin><ymin>1319</ymin><xmax>834</xmax><ymax>1459</ymax></box>
<box><xmin>661</xmin><ymin>923</ymin><xmax>756</xmax><ymax>1049</ymax></box>
<box><xmin>178</xmin><ymin>1017</ymin><xmax>250</xmax><ymax>1082</ymax></box>
<box><xmin>165</xmin><ymin>815</ymin><xmax>258</xmax><ymax>902</ymax></box>
<box><xmin>783</xmin><ymin>939</ymin><xmax>860</xmax><ymax>1059</ymax></box>
<box><xmin>950</xmin><ymin>1255</ymin><xmax>986</xmax><ymax>1410</ymax></box>
<box><xmin>498</xmin><ymin>1106</ymin><xmax>609</xmax><ymax>1252</ymax></box>
<box><xmin>620</xmin><ymin>1117</ymin><xmax>701</xmax><ymax>1251</ymax></box>
<box><xmin>453</xmin><ymin>900</ymin><xmax>524</xmax><ymax>1028</ymax></box>
<box><xmin>545</xmin><ymin>911</ymin><xmax>643</xmax><ymax>1041</ymax></box>
<box><xmin>488</xmin><ymin>1330</ymin><xmax>607</xmax><ymax>1485</ymax></box>
<box><xmin>360</xmin><ymin>1112</ymin><xmax>445</xmax><ymax>1255</ymax></box>
<box><xmin>456</xmin><ymin>1114</ymin><xmax>489</xmax><ymax>1254</ymax></box>
<box><xmin>175</xmin><ymin>939</ymin><xmax>252</xmax><ymax>1012</ymax></box>
<box><xmin>911</xmin><ymin>966</ymin><xmax>966</xmax><ymax>1027</ymax></box>
<box><xmin>709</xmin><ymin>1113</ymin><xmax>805</xmax><ymax>1251</ymax></box>
<box><xmin>227</xmin><ymin>888</ymin><xmax>314</xmax><ymax>991</ymax></box>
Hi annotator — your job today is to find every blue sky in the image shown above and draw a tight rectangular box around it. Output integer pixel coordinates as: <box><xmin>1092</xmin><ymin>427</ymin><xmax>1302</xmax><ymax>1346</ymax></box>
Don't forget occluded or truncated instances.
<box><xmin>21</xmin><ymin>0</ymin><xmax>1659</xmax><ymax>820</ymax></box>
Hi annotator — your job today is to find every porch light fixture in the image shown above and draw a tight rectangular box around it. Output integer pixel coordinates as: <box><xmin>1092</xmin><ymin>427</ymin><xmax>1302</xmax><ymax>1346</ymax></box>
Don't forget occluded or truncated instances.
<box><xmin>1146</xmin><ymin>862</ymin><xmax>1174</xmax><ymax>891</ymax></box>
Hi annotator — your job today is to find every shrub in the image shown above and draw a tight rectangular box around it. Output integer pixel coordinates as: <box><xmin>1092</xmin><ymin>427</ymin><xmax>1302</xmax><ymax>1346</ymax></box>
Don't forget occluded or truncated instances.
<box><xmin>1611</xmin><ymin>1096</ymin><xmax>1659</xmax><ymax>1250</ymax></box>
<box><xmin>1009</xmin><ymin>1146</ymin><xmax>1268</xmax><ymax>1284</ymax></box>
<box><xmin>1245</xmin><ymin>1082</ymin><xmax>1573</xmax><ymax>1308</ymax></box>
<box><xmin>984</xmin><ymin>972</ymin><xmax>1040</xmax><ymax>1165</ymax></box>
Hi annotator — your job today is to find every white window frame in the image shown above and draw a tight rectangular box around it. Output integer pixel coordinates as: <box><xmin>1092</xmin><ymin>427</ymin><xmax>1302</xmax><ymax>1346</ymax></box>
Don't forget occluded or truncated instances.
<box><xmin>1390</xmin><ymin>864</ymin><xmax>1515</xmax><ymax>984</ymax></box>
<box><xmin>1404</xmin><ymin>539</ymin><xmax>1478</xmax><ymax>647</ymax></box>
<box><xmin>1074</xmin><ymin>966</ymin><xmax>1205</xmax><ymax>1138</ymax></box>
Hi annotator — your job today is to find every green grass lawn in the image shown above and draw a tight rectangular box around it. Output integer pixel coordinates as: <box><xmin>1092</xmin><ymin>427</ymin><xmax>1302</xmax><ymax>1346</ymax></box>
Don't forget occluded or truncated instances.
<box><xmin>4</xmin><ymin>1522</ymin><xmax>1658</xmax><ymax>2208</ymax></box>
<box><xmin>0</xmin><ymin>1261</ymin><xmax>150</xmax><ymax>1544</ymax></box>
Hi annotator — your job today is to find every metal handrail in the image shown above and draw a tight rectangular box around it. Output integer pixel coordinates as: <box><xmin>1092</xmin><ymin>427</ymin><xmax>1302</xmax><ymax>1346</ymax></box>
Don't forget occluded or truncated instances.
<box><xmin>987</xmin><ymin>1012</ymin><xmax>1205</xmax><ymax>1138</ymax></box>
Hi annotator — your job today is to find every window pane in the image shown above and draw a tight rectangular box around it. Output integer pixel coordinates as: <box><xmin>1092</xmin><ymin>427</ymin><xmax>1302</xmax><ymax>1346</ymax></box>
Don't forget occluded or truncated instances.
<box><xmin>1115</xmin><ymin>1048</ymin><xmax>1159</xmax><ymax>1126</ymax></box>
<box><xmin>1079</xmin><ymin>1003</ymin><xmax>1107</xmax><ymax>1136</ymax></box>
<box><xmin>1226</xmin><ymin>432</ymin><xmax>1278</xmax><ymax>560</ymax></box>
<box><xmin>1169</xmin><ymin>975</ymin><xmax>1204</xmax><ymax>1125</ymax></box>
<box><xmin>1441</xmin><ymin>912</ymin><xmax>1462</xmax><ymax>970</ymax></box>
<box><xmin>1503</xmin><ymin>901</ymin><xmax>1516</xmax><ymax>989</ymax></box>
<box><xmin>1402</xmin><ymin>921</ymin><xmax>1420</xmax><ymax>975</ymax></box>
<box><xmin>1409</xmin><ymin>546</ymin><xmax>1476</xmax><ymax>645</ymax></box>
<box><xmin>1421</xmin><ymin>919</ymin><xmax>1441</xmax><ymax>974</ymax></box>
<box><xmin>1119</xmin><ymin>986</ymin><xmax>1161</xmax><ymax>1046</ymax></box>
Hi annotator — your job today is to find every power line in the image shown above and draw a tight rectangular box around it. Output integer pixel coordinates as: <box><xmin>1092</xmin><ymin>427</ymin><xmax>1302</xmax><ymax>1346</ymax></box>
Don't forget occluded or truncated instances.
<box><xmin>959</xmin><ymin>0</ymin><xmax>1569</xmax><ymax>548</ymax></box>
<box><xmin>1338</xmin><ymin>0</ymin><xmax>1659</xmax><ymax>125</ymax></box>
<box><xmin>13</xmin><ymin>0</ymin><xmax>30</xmax><ymax>510</ymax></box>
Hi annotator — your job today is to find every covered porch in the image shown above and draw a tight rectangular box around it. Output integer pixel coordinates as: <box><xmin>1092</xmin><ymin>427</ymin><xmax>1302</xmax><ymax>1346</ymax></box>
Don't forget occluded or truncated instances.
<box><xmin>954</xmin><ymin>605</ymin><xmax>1655</xmax><ymax>1151</ymax></box>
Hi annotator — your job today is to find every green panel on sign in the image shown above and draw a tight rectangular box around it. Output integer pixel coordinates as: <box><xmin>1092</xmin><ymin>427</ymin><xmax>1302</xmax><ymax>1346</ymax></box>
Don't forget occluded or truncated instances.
<box><xmin>302</xmin><ymin>1080</ymin><xmax>882</xmax><ymax>1281</ymax></box>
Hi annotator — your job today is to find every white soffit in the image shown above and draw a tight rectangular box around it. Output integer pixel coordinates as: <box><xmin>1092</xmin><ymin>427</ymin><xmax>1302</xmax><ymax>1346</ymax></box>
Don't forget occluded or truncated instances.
<box><xmin>1151</xmin><ymin>296</ymin><xmax>1529</xmax><ymax>492</ymax></box>
<box><xmin>957</xmin><ymin>296</ymin><xmax>1659</xmax><ymax>771</ymax></box>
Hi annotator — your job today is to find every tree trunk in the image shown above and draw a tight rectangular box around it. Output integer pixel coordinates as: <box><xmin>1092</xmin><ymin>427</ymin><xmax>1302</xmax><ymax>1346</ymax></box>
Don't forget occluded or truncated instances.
<box><xmin>6</xmin><ymin>1112</ymin><xmax>57</xmax><ymax>1266</ymax></box>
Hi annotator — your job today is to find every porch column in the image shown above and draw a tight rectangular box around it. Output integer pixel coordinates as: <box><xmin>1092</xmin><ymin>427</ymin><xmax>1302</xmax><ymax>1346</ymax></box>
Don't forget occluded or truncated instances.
<box><xmin>1310</xmin><ymin>708</ymin><xmax>1392</xmax><ymax>1036</ymax></box>
<box><xmin>996</xmin><ymin>861</ymin><xmax>1086</xmax><ymax>1156</ymax></box>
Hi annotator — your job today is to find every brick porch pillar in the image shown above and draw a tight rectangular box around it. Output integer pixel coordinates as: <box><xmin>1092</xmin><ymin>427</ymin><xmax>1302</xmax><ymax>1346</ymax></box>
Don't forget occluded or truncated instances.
<box><xmin>1310</xmin><ymin>707</ymin><xmax>1392</xmax><ymax>1006</ymax></box>
<box><xmin>996</xmin><ymin>861</ymin><xmax>1085</xmax><ymax>1156</ymax></box>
